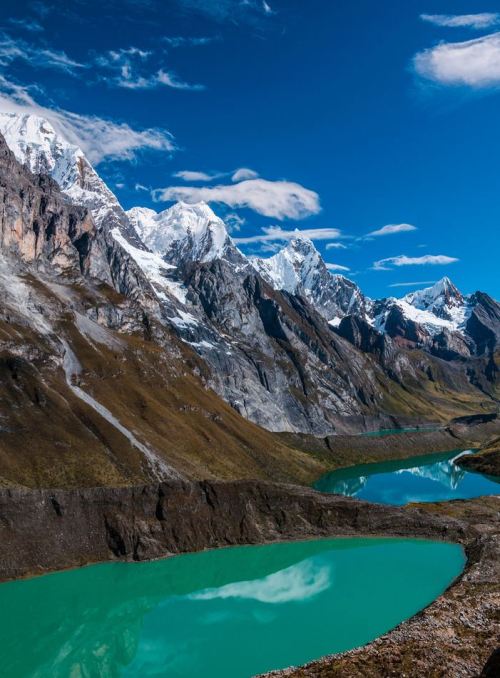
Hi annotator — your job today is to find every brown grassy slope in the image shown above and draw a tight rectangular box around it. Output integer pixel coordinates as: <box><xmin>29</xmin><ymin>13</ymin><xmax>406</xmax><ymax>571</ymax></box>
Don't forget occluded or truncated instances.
<box><xmin>0</xmin><ymin>280</ymin><xmax>326</xmax><ymax>489</ymax></box>
<box><xmin>457</xmin><ymin>435</ymin><xmax>500</xmax><ymax>476</ymax></box>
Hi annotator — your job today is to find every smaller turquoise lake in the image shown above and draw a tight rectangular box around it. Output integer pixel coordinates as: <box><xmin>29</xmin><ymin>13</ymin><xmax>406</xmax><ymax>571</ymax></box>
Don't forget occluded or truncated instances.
<box><xmin>314</xmin><ymin>449</ymin><xmax>500</xmax><ymax>505</ymax></box>
<box><xmin>0</xmin><ymin>537</ymin><xmax>464</xmax><ymax>678</ymax></box>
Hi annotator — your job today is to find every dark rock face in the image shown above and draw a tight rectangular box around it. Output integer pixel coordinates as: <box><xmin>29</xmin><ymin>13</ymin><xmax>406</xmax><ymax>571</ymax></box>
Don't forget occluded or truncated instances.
<box><xmin>0</xmin><ymin>480</ymin><xmax>467</xmax><ymax>582</ymax></box>
<box><xmin>430</xmin><ymin>327</ymin><xmax>473</xmax><ymax>360</ymax></box>
<box><xmin>180</xmin><ymin>257</ymin><xmax>400</xmax><ymax>433</ymax></box>
<box><xmin>383</xmin><ymin>305</ymin><xmax>429</xmax><ymax>344</ymax></box>
<box><xmin>466</xmin><ymin>292</ymin><xmax>500</xmax><ymax>356</ymax></box>
<box><xmin>335</xmin><ymin>315</ymin><xmax>388</xmax><ymax>358</ymax></box>
<box><xmin>481</xmin><ymin>648</ymin><xmax>500</xmax><ymax>677</ymax></box>
<box><xmin>0</xmin><ymin>135</ymin><xmax>95</xmax><ymax>275</ymax></box>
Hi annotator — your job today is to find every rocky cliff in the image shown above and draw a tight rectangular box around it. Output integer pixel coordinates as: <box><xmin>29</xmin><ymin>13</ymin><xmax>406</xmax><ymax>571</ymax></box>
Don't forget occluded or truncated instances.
<box><xmin>0</xmin><ymin>111</ymin><xmax>497</xmax><ymax>486</ymax></box>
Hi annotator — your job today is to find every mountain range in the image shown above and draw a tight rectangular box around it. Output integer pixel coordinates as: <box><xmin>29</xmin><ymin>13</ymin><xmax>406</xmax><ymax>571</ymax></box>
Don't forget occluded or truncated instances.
<box><xmin>0</xmin><ymin>111</ymin><xmax>497</xmax><ymax>487</ymax></box>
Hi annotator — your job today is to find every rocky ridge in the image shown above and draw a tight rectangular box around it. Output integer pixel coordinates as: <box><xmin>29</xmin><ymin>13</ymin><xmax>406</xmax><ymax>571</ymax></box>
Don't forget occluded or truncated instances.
<box><xmin>0</xmin><ymin>110</ymin><xmax>498</xmax><ymax>441</ymax></box>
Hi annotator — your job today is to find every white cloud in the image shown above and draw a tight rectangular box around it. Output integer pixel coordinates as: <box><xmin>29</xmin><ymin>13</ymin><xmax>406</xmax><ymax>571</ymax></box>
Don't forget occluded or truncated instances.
<box><xmin>373</xmin><ymin>254</ymin><xmax>459</xmax><ymax>271</ymax></box>
<box><xmin>262</xmin><ymin>1</ymin><xmax>274</xmax><ymax>16</ymax></box>
<box><xmin>234</xmin><ymin>225</ymin><xmax>341</xmax><ymax>244</ymax></box>
<box><xmin>155</xmin><ymin>69</ymin><xmax>205</xmax><ymax>91</ymax></box>
<box><xmin>173</xmin><ymin>167</ymin><xmax>259</xmax><ymax>183</ymax></box>
<box><xmin>154</xmin><ymin>178</ymin><xmax>320</xmax><ymax>220</ymax></box>
<box><xmin>224</xmin><ymin>212</ymin><xmax>246</xmax><ymax>232</ymax></box>
<box><xmin>389</xmin><ymin>280</ymin><xmax>437</xmax><ymax>288</ymax></box>
<box><xmin>420</xmin><ymin>13</ymin><xmax>500</xmax><ymax>29</ymax></box>
<box><xmin>0</xmin><ymin>33</ymin><xmax>84</xmax><ymax>75</ymax></box>
<box><xmin>173</xmin><ymin>169</ymin><xmax>223</xmax><ymax>181</ymax></box>
<box><xmin>326</xmin><ymin>242</ymin><xmax>347</xmax><ymax>250</ymax></box>
<box><xmin>0</xmin><ymin>79</ymin><xmax>175</xmax><ymax>164</ymax></box>
<box><xmin>232</xmin><ymin>167</ymin><xmax>259</xmax><ymax>182</ymax></box>
<box><xmin>367</xmin><ymin>223</ymin><xmax>417</xmax><ymax>237</ymax></box>
<box><xmin>96</xmin><ymin>48</ymin><xmax>205</xmax><ymax>91</ymax></box>
<box><xmin>414</xmin><ymin>32</ymin><xmax>500</xmax><ymax>87</ymax></box>
<box><xmin>326</xmin><ymin>262</ymin><xmax>350</xmax><ymax>272</ymax></box>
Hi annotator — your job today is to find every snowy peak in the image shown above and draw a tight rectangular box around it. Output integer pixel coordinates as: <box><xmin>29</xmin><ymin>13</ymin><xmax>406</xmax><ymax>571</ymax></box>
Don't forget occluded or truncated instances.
<box><xmin>126</xmin><ymin>201</ymin><xmax>232</xmax><ymax>264</ymax></box>
<box><xmin>252</xmin><ymin>237</ymin><xmax>323</xmax><ymax>294</ymax></box>
<box><xmin>370</xmin><ymin>277</ymin><xmax>471</xmax><ymax>340</ymax></box>
<box><xmin>252</xmin><ymin>237</ymin><xmax>368</xmax><ymax>324</ymax></box>
<box><xmin>0</xmin><ymin>112</ymin><xmax>83</xmax><ymax>190</ymax></box>
<box><xmin>401</xmin><ymin>277</ymin><xmax>465</xmax><ymax>324</ymax></box>
<box><xmin>0</xmin><ymin>111</ymin><xmax>143</xmax><ymax>248</ymax></box>
<box><xmin>403</xmin><ymin>277</ymin><xmax>463</xmax><ymax>313</ymax></box>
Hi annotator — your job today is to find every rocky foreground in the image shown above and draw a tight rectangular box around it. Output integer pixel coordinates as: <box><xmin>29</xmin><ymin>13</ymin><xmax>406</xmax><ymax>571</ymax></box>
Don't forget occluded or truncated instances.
<box><xmin>0</xmin><ymin>479</ymin><xmax>498</xmax><ymax>677</ymax></box>
<box><xmin>458</xmin><ymin>436</ymin><xmax>500</xmax><ymax>478</ymax></box>
<box><xmin>263</xmin><ymin>496</ymin><xmax>500</xmax><ymax>678</ymax></box>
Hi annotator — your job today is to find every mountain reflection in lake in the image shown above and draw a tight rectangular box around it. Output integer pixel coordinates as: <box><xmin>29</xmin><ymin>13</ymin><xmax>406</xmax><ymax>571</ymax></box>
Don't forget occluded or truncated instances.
<box><xmin>314</xmin><ymin>450</ymin><xmax>500</xmax><ymax>505</ymax></box>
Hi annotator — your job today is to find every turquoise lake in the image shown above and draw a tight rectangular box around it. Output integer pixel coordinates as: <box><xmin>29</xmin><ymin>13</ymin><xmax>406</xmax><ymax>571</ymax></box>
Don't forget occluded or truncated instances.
<box><xmin>0</xmin><ymin>537</ymin><xmax>464</xmax><ymax>678</ymax></box>
<box><xmin>314</xmin><ymin>449</ymin><xmax>500</xmax><ymax>505</ymax></box>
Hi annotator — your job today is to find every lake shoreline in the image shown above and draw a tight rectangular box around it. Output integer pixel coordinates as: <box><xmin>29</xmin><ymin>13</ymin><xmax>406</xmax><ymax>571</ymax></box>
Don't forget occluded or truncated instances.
<box><xmin>1</xmin><ymin>418</ymin><xmax>499</xmax><ymax>675</ymax></box>
<box><xmin>0</xmin><ymin>485</ymin><xmax>498</xmax><ymax>675</ymax></box>
<box><xmin>263</xmin><ymin>496</ymin><xmax>499</xmax><ymax>678</ymax></box>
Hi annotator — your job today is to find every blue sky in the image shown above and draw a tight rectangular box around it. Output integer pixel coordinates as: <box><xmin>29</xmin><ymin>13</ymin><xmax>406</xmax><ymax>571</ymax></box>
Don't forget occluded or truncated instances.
<box><xmin>0</xmin><ymin>0</ymin><xmax>499</xmax><ymax>298</ymax></box>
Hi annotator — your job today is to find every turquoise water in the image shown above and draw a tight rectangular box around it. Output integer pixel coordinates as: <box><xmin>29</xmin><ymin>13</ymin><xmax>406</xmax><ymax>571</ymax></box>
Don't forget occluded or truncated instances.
<box><xmin>0</xmin><ymin>538</ymin><xmax>464</xmax><ymax>678</ymax></box>
<box><xmin>314</xmin><ymin>449</ymin><xmax>500</xmax><ymax>505</ymax></box>
<box><xmin>360</xmin><ymin>427</ymin><xmax>440</xmax><ymax>437</ymax></box>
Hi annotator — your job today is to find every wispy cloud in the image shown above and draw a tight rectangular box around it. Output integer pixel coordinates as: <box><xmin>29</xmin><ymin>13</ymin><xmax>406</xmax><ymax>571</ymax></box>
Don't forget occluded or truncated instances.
<box><xmin>172</xmin><ymin>167</ymin><xmax>259</xmax><ymax>182</ymax></box>
<box><xmin>326</xmin><ymin>262</ymin><xmax>350</xmax><ymax>272</ymax></box>
<box><xmin>373</xmin><ymin>254</ymin><xmax>459</xmax><ymax>271</ymax></box>
<box><xmin>0</xmin><ymin>78</ymin><xmax>175</xmax><ymax>164</ymax></box>
<box><xmin>366</xmin><ymin>223</ymin><xmax>417</xmax><ymax>237</ymax></box>
<box><xmin>96</xmin><ymin>47</ymin><xmax>205</xmax><ymax>91</ymax></box>
<box><xmin>163</xmin><ymin>36</ymin><xmax>218</xmax><ymax>47</ymax></box>
<box><xmin>173</xmin><ymin>169</ymin><xmax>223</xmax><ymax>181</ymax></box>
<box><xmin>420</xmin><ymin>13</ymin><xmax>500</xmax><ymax>30</ymax></box>
<box><xmin>389</xmin><ymin>280</ymin><xmax>437</xmax><ymax>288</ymax></box>
<box><xmin>174</xmin><ymin>0</ymin><xmax>275</xmax><ymax>24</ymax></box>
<box><xmin>224</xmin><ymin>212</ymin><xmax>245</xmax><ymax>232</ymax></box>
<box><xmin>0</xmin><ymin>32</ymin><xmax>85</xmax><ymax>75</ymax></box>
<box><xmin>414</xmin><ymin>32</ymin><xmax>500</xmax><ymax>87</ymax></box>
<box><xmin>154</xmin><ymin>178</ymin><xmax>320</xmax><ymax>220</ymax></box>
<box><xmin>234</xmin><ymin>225</ymin><xmax>340</xmax><ymax>244</ymax></box>
<box><xmin>326</xmin><ymin>242</ymin><xmax>347</xmax><ymax>250</ymax></box>
<box><xmin>7</xmin><ymin>18</ymin><xmax>44</xmax><ymax>32</ymax></box>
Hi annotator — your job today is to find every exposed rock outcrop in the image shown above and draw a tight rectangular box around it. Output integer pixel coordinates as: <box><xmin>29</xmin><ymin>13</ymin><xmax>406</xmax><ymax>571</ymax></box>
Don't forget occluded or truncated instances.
<box><xmin>0</xmin><ymin>481</ymin><xmax>498</xmax><ymax>678</ymax></box>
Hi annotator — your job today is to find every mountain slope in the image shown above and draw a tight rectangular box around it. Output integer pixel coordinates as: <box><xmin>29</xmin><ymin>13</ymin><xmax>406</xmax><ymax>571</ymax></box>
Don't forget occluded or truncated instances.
<box><xmin>0</xmin><ymin>112</ymin><xmax>144</xmax><ymax>249</ymax></box>
<box><xmin>0</xmin><ymin>130</ymin><xmax>327</xmax><ymax>487</ymax></box>
<box><xmin>0</xmin><ymin>110</ymin><xmax>497</xmax><ymax>440</ymax></box>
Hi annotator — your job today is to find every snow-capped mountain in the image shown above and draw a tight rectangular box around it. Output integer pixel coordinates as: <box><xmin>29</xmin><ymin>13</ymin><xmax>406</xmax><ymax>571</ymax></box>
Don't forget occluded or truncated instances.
<box><xmin>371</xmin><ymin>280</ymin><xmax>471</xmax><ymax>338</ymax></box>
<box><xmin>403</xmin><ymin>277</ymin><xmax>464</xmax><ymax>321</ymax></box>
<box><xmin>126</xmin><ymin>201</ymin><xmax>233</xmax><ymax>265</ymax></box>
<box><xmin>252</xmin><ymin>237</ymin><xmax>369</xmax><ymax>324</ymax></box>
<box><xmin>0</xmin><ymin>109</ymin><xmax>497</xmax><ymax>438</ymax></box>
<box><xmin>0</xmin><ymin>112</ymin><xmax>142</xmax><ymax>248</ymax></box>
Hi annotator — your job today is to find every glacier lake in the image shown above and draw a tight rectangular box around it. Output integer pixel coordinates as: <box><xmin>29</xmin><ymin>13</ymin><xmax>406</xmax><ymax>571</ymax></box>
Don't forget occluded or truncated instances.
<box><xmin>314</xmin><ymin>449</ymin><xmax>500</xmax><ymax>505</ymax></box>
<box><xmin>0</xmin><ymin>537</ymin><xmax>464</xmax><ymax>678</ymax></box>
